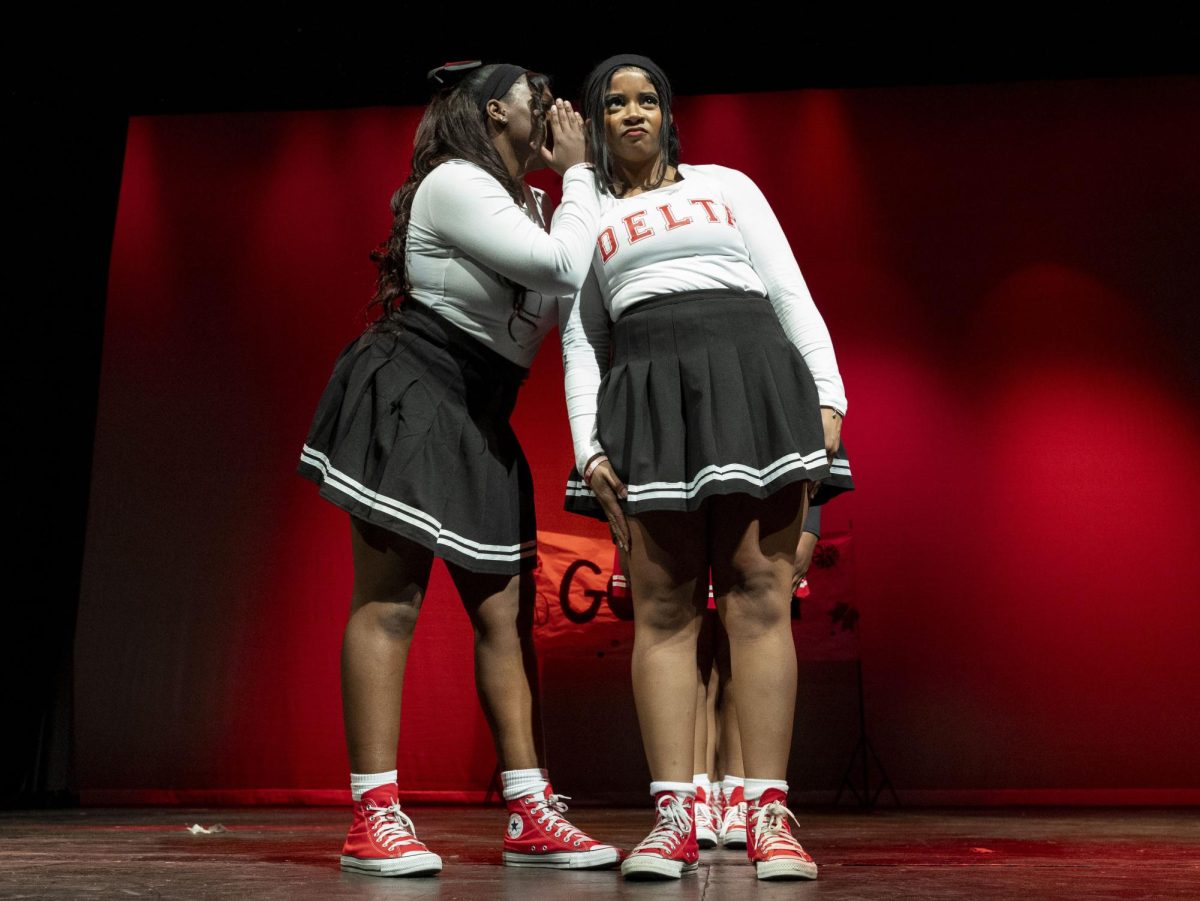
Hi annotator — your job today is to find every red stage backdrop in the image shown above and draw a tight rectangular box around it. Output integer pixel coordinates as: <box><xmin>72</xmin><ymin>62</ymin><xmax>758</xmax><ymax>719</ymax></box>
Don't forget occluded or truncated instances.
<box><xmin>78</xmin><ymin>77</ymin><xmax>1200</xmax><ymax>805</ymax></box>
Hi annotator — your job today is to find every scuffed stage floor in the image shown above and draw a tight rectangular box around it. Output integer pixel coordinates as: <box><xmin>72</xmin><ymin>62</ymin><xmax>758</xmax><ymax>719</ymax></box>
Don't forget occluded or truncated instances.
<box><xmin>2</xmin><ymin>806</ymin><xmax>1197</xmax><ymax>898</ymax></box>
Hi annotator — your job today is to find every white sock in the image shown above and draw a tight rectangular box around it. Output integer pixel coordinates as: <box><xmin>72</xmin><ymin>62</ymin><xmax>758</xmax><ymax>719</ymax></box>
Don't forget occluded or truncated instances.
<box><xmin>743</xmin><ymin>778</ymin><xmax>788</xmax><ymax>802</ymax></box>
<box><xmin>722</xmin><ymin>775</ymin><xmax>745</xmax><ymax>800</ymax></box>
<box><xmin>650</xmin><ymin>780</ymin><xmax>696</xmax><ymax>797</ymax></box>
<box><xmin>692</xmin><ymin>773</ymin><xmax>709</xmax><ymax>795</ymax></box>
<box><xmin>501</xmin><ymin>768</ymin><xmax>549</xmax><ymax>801</ymax></box>
<box><xmin>350</xmin><ymin>770</ymin><xmax>397</xmax><ymax>802</ymax></box>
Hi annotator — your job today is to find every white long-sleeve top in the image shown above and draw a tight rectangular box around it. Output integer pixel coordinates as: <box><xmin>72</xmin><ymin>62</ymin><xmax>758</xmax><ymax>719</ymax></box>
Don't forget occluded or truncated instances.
<box><xmin>561</xmin><ymin>163</ymin><xmax>847</xmax><ymax>473</ymax></box>
<box><xmin>406</xmin><ymin>159</ymin><xmax>601</xmax><ymax>367</ymax></box>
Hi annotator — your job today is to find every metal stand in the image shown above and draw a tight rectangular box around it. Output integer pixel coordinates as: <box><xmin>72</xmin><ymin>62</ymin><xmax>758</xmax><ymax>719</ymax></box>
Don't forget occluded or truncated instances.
<box><xmin>835</xmin><ymin>659</ymin><xmax>899</xmax><ymax>810</ymax></box>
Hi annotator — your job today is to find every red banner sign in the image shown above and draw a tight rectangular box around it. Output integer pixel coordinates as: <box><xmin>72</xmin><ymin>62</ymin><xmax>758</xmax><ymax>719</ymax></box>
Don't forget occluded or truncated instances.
<box><xmin>533</xmin><ymin>530</ymin><xmax>858</xmax><ymax>660</ymax></box>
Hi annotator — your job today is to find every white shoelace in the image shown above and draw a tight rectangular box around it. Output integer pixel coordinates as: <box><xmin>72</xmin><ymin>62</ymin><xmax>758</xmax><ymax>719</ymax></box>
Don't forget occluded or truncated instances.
<box><xmin>753</xmin><ymin>800</ymin><xmax>806</xmax><ymax>854</ymax></box>
<box><xmin>532</xmin><ymin>793</ymin><xmax>587</xmax><ymax>846</ymax></box>
<box><xmin>695</xmin><ymin>797</ymin><xmax>715</xmax><ymax>832</ymax></box>
<box><xmin>365</xmin><ymin>801</ymin><xmax>422</xmax><ymax>852</ymax></box>
<box><xmin>722</xmin><ymin>798</ymin><xmax>747</xmax><ymax>832</ymax></box>
<box><xmin>634</xmin><ymin>794</ymin><xmax>692</xmax><ymax>854</ymax></box>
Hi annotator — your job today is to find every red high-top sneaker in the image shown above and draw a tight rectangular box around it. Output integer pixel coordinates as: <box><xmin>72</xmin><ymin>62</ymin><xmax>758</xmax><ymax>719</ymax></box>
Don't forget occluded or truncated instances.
<box><xmin>746</xmin><ymin>788</ymin><xmax>818</xmax><ymax>880</ymax></box>
<box><xmin>718</xmin><ymin>784</ymin><xmax>747</xmax><ymax>848</ymax></box>
<box><xmin>710</xmin><ymin>781</ymin><xmax>725</xmax><ymax>829</ymax></box>
<box><xmin>502</xmin><ymin>786</ymin><xmax>621</xmax><ymax>869</ymax></box>
<box><xmin>694</xmin><ymin>783</ymin><xmax>718</xmax><ymax>849</ymax></box>
<box><xmin>620</xmin><ymin>791</ymin><xmax>700</xmax><ymax>880</ymax></box>
<box><xmin>340</xmin><ymin>785</ymin><xmax>442</xmax><ymax>877</ymax></box>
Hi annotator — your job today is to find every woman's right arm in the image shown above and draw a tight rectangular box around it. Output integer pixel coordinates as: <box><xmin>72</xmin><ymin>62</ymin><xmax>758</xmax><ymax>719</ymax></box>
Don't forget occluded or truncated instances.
<box><xmin>421</xmin><ymin>163</ymin><xmax>601</xmax><ymax>296</ymax></box>
<box><xmin>561</xmin><ymin>269</ymin><xmax>629</xmax><ymax>549</ymax></box>
<box><xmin>561</xmin><ymin>268</ymin><xmax>610</xmax><ymax>474</ymax></box>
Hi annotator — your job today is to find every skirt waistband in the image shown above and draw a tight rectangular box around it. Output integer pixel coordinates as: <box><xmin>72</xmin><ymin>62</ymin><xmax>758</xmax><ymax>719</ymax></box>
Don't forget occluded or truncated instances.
<box><xmin>393</xmin><ymin>301</ymin><xmax>530</xmax><ymax>388</ymax></box>
<box><xmin>617</xmin><ymin>289</ymin><xmax>770</xmax><ymax>321</ymax></box>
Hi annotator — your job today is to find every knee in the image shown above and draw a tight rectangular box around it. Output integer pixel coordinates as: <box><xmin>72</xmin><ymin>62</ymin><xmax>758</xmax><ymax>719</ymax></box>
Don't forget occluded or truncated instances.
<box><xmin>471</xmin><ymin>586</ymin><xmax>528</xmax><ymax>646</ymax></box>
<box><xmin>721</xmin><ymin>568</ymin><xmax>791</xmax><ymax>639</ymax></box>
<box><xmin>635</xmin><ymin>592</ymin><xmax>699</xmax><ymax>635</ymax></box>
<box><xmin>354</xmin><ymin>598</ymin><xmax>421</xmax><ymax>641</ymax></box>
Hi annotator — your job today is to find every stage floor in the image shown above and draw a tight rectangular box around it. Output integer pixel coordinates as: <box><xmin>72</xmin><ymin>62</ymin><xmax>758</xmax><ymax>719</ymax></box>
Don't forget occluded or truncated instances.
<box><xmin>2</xmin><ymin>806</ymin><xmax>1197</xmax><ymax>898</ymax></box>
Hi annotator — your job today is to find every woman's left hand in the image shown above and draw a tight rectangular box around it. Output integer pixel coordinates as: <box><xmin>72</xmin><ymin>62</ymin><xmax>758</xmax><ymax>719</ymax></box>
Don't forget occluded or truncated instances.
<box><xmin>821</xmin><ymin>407</ymin><xmax>842</xmax><ymax>462</ymax></box>
<box><xmin>587</xmin><ymin>460</ymin><xmax>629</xmax><ymax>553</ymax></box>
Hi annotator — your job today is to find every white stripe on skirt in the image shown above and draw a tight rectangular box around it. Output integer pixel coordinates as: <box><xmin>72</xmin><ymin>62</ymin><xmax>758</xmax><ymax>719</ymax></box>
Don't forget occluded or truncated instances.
<box><xmin>567</xmin><ymin>448</ymin><xmax>832</xmax><ymax>502</ymax></box>
<box><xmin>300</xmin><ymin>446</ymin><xmax>536</xmax><ymax>564</ymax></box>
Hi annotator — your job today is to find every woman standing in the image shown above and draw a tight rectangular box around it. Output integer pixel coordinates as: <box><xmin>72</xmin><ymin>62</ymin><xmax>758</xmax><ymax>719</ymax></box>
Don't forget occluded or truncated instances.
<box><xmin>562</xmin><ymin>54</ymin><xmax>850</xmax><ymax>881</ymax></box>
<box><xmin>299</xmin><ymin>61</ymin><xmax>619</xmax><ymax>876</ymax></box>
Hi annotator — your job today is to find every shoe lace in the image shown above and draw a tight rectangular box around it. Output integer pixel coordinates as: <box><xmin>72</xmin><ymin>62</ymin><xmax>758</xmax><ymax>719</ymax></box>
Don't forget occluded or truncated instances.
<box><xmin>721</xmin><ymin>798</ymin><xmax>747</xmax><ymax>831</ymax></box>
<box><xmin>531</xmin><ymin>793</ymin><xmax>587</xmax><ymax>846</ymax></box>
<box><xmin>634</xmin><ymin>794</ymin><xmax>691</xmax><ymax>854</ymax></box>
<box><xmin>695</xmin><ymin>797</ymin><xmax>714</xmax><ymax>831</ymax></box>
<box><xmin>753</xmin><ymin>800</ymin><xmax>806</xmax><ymax>854</ymax></box>
<box><xmin>365</xmin><ymin>800</ymin><xmax>419</xmax><ymax>851</ymax></box>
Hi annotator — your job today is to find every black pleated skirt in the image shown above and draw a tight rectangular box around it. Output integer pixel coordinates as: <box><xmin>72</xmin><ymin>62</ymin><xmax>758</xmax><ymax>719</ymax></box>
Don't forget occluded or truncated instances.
<box><xmin>565</xmin><ymin>290</ymin><xmax>854</xmax><ymax>519</ymax></box>
<box><xmin>298</xmin><ymin>301</ymin><xmax>535</xmax><ymax>574</ymax></box>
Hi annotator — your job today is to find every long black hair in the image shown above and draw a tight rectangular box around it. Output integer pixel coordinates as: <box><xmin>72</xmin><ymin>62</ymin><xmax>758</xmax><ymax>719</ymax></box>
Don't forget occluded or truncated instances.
<box><xmin>368</xmin><ymin>65</ymin><xmax>552</xmax><ymax>329</ymax></box>
<box><xmin>581</xmin><ymin>56</ymin><xmax>680</xmax><ymax>198</ymax></box>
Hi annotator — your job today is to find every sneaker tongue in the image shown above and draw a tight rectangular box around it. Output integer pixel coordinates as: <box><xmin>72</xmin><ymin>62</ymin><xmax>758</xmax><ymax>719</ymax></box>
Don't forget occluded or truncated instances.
<box><xmin>758</xmin><ymin>787</ymin><xmax>788</xmax><ymax>806</ymax></box>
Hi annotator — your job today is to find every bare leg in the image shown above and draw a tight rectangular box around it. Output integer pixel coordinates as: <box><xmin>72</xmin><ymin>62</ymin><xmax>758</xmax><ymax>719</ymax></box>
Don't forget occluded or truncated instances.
<box><xmin>342</xmin><ymin>517</ymin><xmax>434</xmax><ymax>774</ymax></box>
<box><xmin>716</xmin><ymin>626</ymin><xmax>745</xmax><ymax>777</ymax></box>
<box><xmin>693</xmin><ymin>610</ymin><xmax>717</xmax><ymax>777</ymax></box>
<box><xmin>451</xmin><ymin>564</ymin><xmax>620</xmax><ymax>868</ymax></box>
<box><xmin>705</xmin><ymin>654</ymin><xmax>720</xmax><ymax>779</ymax></box>
<box><xmin>710</xmin><ymin>483</ymin><xmax>808</xmax><ymax>780</ymax></box>
<box><xmin>448</xmin><ymin>565</ymin><xmax>541</xmax><ymax>771</ymax></box>
<box><xmin>626</xmin><ymin>510</ymin><xmax>709</xmax><ymax>782</ymax></box>
<box><xmin>692</xmin><ymin>675</ymin><xmax>708</xmax><ymax>777</ymax></box>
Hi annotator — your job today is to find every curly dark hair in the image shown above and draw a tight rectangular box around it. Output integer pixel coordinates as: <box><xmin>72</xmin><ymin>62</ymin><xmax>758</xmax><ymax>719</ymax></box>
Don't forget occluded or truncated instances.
<box><xmin>581</xmin><ymin>61</ymin><xmax>680</xmax><ymax>198</ymax></box>
<box><xmin>368</xmin><ymin>65</ymin><xmax>552</xmax><ymax>330</ymax></box>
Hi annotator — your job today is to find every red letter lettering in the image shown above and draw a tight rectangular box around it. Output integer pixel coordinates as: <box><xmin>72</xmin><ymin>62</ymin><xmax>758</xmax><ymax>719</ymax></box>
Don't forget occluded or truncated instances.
<box><xmin>597</xmin><ymin>227</ymin><xmax>618</xmax><ymax>262</ymax></box>
<box><xmin>689</xmin><ymin>198</ymin><xmax>720</xmax><ymax>223</ymax></box>
<box><xmin>657</xmin><ymin>203</ymin><xmax>693</xmax><ymax>230</ymax></box>
<box><xmin>623</xmin><ymin>211</ymin><xmax>654</xmax><ymax>244</ymax></box>
<box><xmin>724</xmin><ymin>204</ymin><xmax>737</xmax><ymax>226</ymax></box>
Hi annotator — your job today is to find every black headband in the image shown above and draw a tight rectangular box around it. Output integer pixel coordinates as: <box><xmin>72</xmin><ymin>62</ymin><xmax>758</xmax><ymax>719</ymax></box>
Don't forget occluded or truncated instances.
<box><xmin>477</xmin><ymin>64</ymin><xmax>528</xmax><ymax>115</ymax></box>
<box><xmin>425</xmin><ymin>60</ymin><xmax>528</xmax><ymax>116</ymax></box>
<box><xmin>583</xmin><ymin>54</ymin><xmax>672</xmax><ymax>109</ymax></box>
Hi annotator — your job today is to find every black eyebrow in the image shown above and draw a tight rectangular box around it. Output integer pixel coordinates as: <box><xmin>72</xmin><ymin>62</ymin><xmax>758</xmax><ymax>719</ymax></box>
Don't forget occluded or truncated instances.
<box><xmin>605</xmin><ymin>91</ymin><xmax>659</xmax><ymax>102</ymax></box>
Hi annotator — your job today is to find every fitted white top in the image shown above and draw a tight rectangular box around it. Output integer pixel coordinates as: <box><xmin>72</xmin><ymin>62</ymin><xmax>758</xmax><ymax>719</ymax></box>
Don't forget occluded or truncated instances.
<box><xmin>561</xmin><ymin>163</ymin><xmax>847</xmax><ymax>472</ymax></box>
<box><xmin>405</xmin><ymin>159</ymin><xmax>602</xmax><ymax>367</ymax></box>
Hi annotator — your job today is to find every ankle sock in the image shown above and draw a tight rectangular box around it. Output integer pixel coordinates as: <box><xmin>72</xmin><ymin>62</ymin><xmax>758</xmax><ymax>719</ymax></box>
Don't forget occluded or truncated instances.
<box><xmin>350</xmin><ymin>770</ymin><xmax>397</xmax><ymax>802</ymax></box>
<box><xmin>501</xmin><ymin>768</ymin><xmax>549</xmax><ymax>801</ymax></box>
<box><xmin>743</xmin><ymin>778</ymin><xmax>788</xmax><ymax>802</ymax></box>
<box><xmin>650</xmin><ymin>780</ymin><xmax>696</xmax><ymax>797</ymax></box>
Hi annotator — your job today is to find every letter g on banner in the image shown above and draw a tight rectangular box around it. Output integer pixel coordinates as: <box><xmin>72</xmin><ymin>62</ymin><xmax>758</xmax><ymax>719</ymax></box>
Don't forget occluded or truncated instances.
<box><xmin>560</xmin><ymin>558</ymin><xmax>605</xmax><ymax>624</ymax></box>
